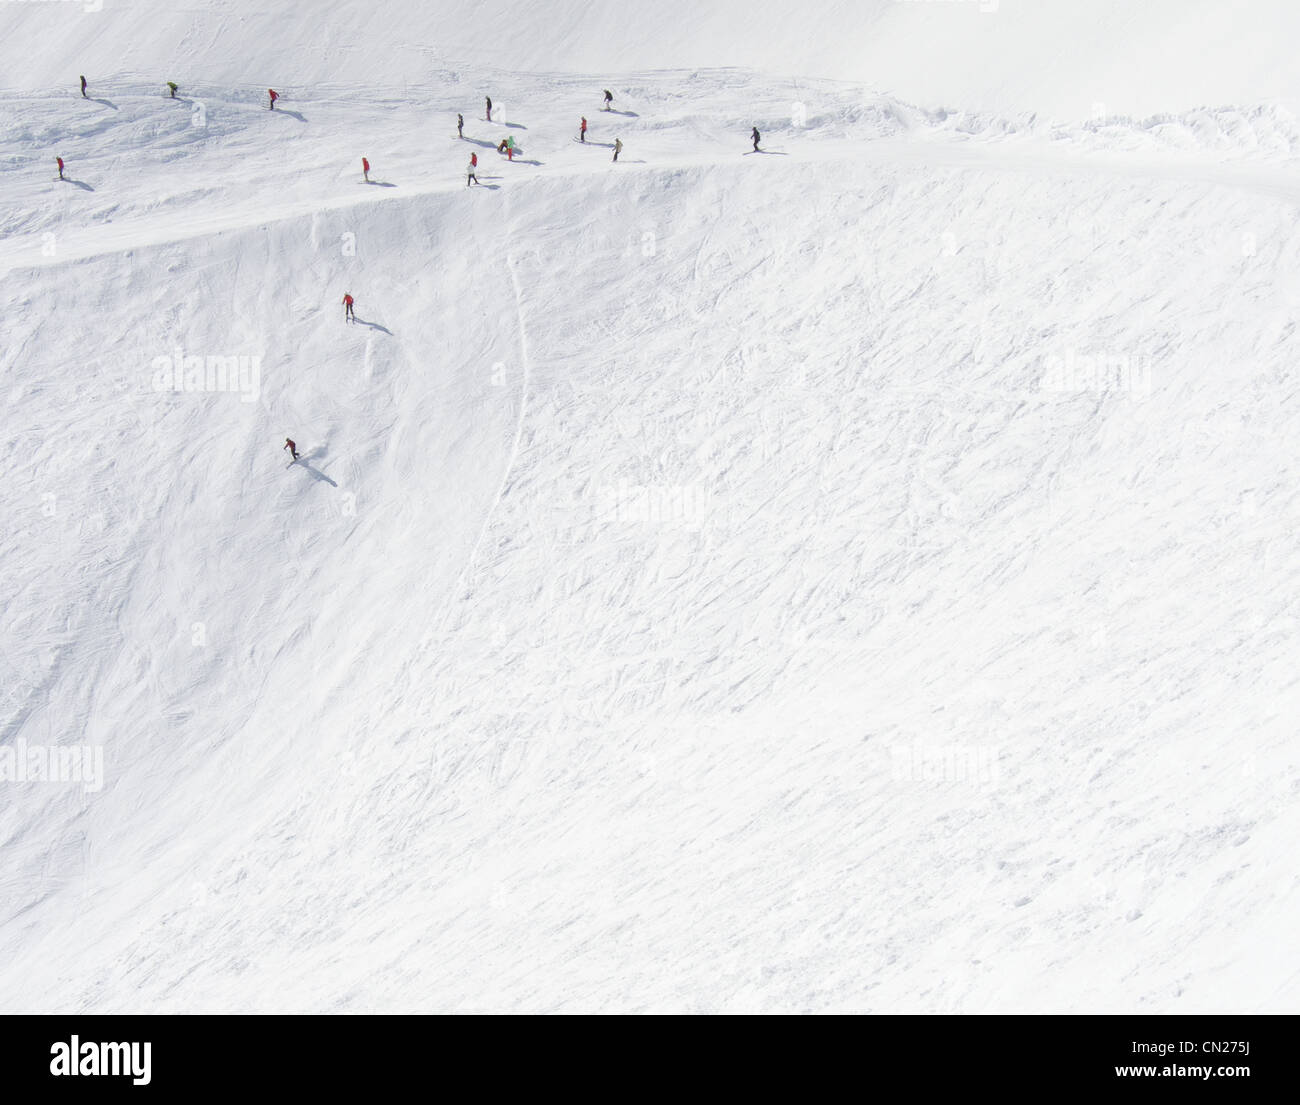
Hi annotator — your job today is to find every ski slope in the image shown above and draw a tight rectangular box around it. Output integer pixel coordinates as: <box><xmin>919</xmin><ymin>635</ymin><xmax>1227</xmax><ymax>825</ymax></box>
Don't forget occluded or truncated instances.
<box><xmin>9</xmin><ymin>0</ymin><xmax>1300</xmax><ymax>119</ymax></box>
<box><xmin>1</xmin><ymin>3</ymin><xmax>1298</xmax><ymax>1012</ymax></box>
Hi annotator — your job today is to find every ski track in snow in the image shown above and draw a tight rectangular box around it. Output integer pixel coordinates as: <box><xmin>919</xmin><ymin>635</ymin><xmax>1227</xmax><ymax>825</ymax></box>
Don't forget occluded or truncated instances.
<box><xmin>437</xmin><ymin>241</ymin><xmax>534</xmax><ymax>632</ymax></box>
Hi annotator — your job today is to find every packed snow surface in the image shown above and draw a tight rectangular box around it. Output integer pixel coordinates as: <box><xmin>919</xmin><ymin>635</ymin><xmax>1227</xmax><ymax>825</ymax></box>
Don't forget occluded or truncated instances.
<box><xmin>1</xmin><ymin>1</ymin><xmax>1297</xmax><ymax>1011</ymax></box>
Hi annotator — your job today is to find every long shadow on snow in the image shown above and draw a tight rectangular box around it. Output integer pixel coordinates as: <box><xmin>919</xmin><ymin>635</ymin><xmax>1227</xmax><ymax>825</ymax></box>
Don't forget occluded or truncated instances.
<box><xmin>62</xmin><ymin>178</ymin><xmax>95</xmax><ymax>191</ymax></box>
<box><xmin>352</xmin><ymin>316</ymin><xmax>393</xmax><ymax>334</ymax></box>
<box><xmin>295</xmin><ymin>448</ymin><xmax>338</xmax><ymax>486</ymax></box>
<box><xmin>87</xmin><ymin>98</ymin><xmax>118</xmax><ymax>110</ymax></box>
<box><xmin>295</xmin><ymin>461</ymin><xmax>337</xmax><ymax>486</ymax></box>
<box><xmin>273</xmin><ymin>108</ymin><xmax>307</xmax><ymax>122</ymax></box>
<box><xmin>364</xmin><ymin>180</ymin><xmax>398</xmax><ymax>188</ymax></box>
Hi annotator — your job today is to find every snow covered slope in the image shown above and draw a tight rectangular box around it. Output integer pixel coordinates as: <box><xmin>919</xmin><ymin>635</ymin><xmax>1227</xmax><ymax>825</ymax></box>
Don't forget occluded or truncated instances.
<box><xmin>7</xmin><ymin>0</ymin><xmax>1300</xmax><ymax>118</ymax></box>
<box><xmin>1</xmin><ymin>5</ymin><xmax>1298</xmax><ymax>1012</ymax></box>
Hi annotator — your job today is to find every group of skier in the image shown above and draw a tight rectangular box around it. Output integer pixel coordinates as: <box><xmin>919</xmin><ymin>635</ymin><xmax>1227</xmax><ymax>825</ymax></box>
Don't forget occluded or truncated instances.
<box><xmin>79</xmin><ymin>74</ymin><xmax>180</xmax><ymax>100</ymax></box>
<box><xmin>55</xmin><ymin>77</ymin><xmax>253</xmax><ymax>177</ymax></box>
<box><xmin>61</xmin><ymin>76</ymin><xmax>769</xmax><ymax>467</ymax></box>
<box><xmin>463</xmin><ymin>89</ymin><xmax>626</xmax><ymax>185</ymax></box>
<box><xmin>61</xmin><ymin>77</ymin><xmax>767</xmax><ymax>188</ymax></box>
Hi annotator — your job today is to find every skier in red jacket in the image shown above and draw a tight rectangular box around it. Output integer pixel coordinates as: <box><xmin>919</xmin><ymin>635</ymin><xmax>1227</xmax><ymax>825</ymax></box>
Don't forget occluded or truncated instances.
<box><xmin>284</xmin><ymin>438</ymin><xmax>299</xmax><ymax>461</ymax></box>
<box><xmin>362</xmin><ymin>157</ymin><xmax>370</xmax><ymax>182</ymax></box>
<box><xmin>467</xmin><ymin>152</ymin><xmax>479</xmax><ymax>186</ymax></box>
<box><xmin>580</xmin><ymin>116</ymin><xmax>587</xmax><ymax>142</ymax></box>
<box><xmin>343</xmin><ymin>293</ymin><xmax>355</xmax><ymax>322</ymax></box>
<box><xmin>268</xmin><ymin>88</ymin><xmax>279</xmax><ymax>110</ymax></box>
<box><xmin>56</xmin><ymin>156</ymin><xmax>65</xmax><ymax>180</ymax></box>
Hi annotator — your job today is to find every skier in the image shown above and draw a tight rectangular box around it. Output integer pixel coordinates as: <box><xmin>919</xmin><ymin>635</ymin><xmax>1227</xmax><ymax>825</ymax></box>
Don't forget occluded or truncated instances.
<box><xmin>284</xmin><ymin>438</ymin><xmax>299</xmax><ymax>461</ymax></box>
<box><xmin>56</xmin><ymin>156</ymin><xmax>65</xmax><ymax>181</ymax></box>
<box><xmin>751</xmin><ymin>126</ymin><xmax>761</xmax><ymax>152</ymax></box>
<box><xmin>485</xmin><ymin>95</ymin><xmax>492</xmax><ymax>122</ymax></box>
<box><xmin>362</xmin><ymin>156</ymin><xmax>370</xmax><ymax>182</ymax></box>
<box><xmin>167</xmin><ymin>82</ymin><xmax>178</xmax><ymax>99</ymax></box>
<box><xmin>268</xmin><ymin>88</ymin><xmax>279</xmax><ymax>111</ymax></box>
<box><xmin>603</xmin><ymin>89</ymin><xmax>613</xmax><ymax>111</ymax></box>
<box><xmin>457</xmin><ymin>113</ymin><xmax>464</xmax><ymax>138</ymax></box>
<box><xmin>497</xmin><ymin>138</ymin><xmax>508</xmax><ymax>154</ymax></box>
<box><xmin>612</xmin><ymin>138</ymin><xmax>623</xmax><ymax>162</ymax></box>
<box><xmin>80</xmin><ymin>75</ymin><xmax>87</xmax><ymax>98</ymax></box>
<box><xmin>506</xmin><ymin>135</ymin><xmax>516</xmax><ymax>161</ymax></box>
<box><xmin>342</xmin><ymin>293</ymin><xmax>355</xmax><ymax>322</ymax></box>
<box><xmin>467</xmin><ymin>152</ymin><xmax>479</xmax><ymax>186</ymax></box>
<box><xmin>580</xmin><ymin>116</ymin><xmax>587</xmax><ymax>142</ymax></box>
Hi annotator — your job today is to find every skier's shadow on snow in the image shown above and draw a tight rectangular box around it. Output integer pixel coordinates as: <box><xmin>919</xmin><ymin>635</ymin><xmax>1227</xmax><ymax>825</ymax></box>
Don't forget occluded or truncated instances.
<box><xmin>88</xmin><ymin>98</ymin><xmax>118</xmax><ymax>110</ymax></box>
<box><xmin>295</xmin><ymin>448</ymin><xmax>338</xmax><ymax>486</ymax></box>
<box><xmin>274</xmin><ymin>108</ymin><xmax>307</xmax><ymax>122</ymax></box>
<box><xmin>607</xmin><ymin>109</ymin><xmax>638</xmax><ymax>118</ymax></box>
<box><xmin>502</xmin><ymin>121</ymin><xmax>527</xmax><ymax>130</ymax></box>
<box><xmin>512</xmin><ymin>158</ymin><xmax>543</xmax><ymax>166</ymax></box>
<box><xmin>466</xmin><ymin>138</ymin><xmax>498</xmax><ymax>149</ymax></box>
<box><xmin>365</xmin><ymin>180</ymin><xmax>397</xmax><ymax>188</ymax></box>
<box><xmin>748</xmin><ymin>149</ymin><xmax>789</xmax><ymax>156</ymax></box>
<box><xmin>63</xmin><ymin>179</ymin><xmax>95</xmax><ymax>191</ymax></box>
<box><xmin>586</xmin><ymin>141</ymin><xmax>616</xmax><ymax>148</ymax></box>
<box><xmin>352</xmin><ymin>316</ymin><xmax>392</xmax><ymax>334</ymax></box>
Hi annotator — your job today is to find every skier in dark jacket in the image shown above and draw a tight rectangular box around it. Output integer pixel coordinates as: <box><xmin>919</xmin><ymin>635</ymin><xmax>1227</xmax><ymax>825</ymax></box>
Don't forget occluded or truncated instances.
<box><xmin>751</xmin><ymin>127</ymin><xmax>761</xmax><ymax>152</ymax></box>
<box><xmin>603</xmin><ymin>89</ymin><xmax>613</xmax><ymax>111</ymax></box>
<box><xmin>612</xmin><ymin>138</ymin><xmax>622</xmax><ymax>162</ymax></box>
<box><xmin>457</xmin><ymin>113</ymin><xmax>464</xmax><ymax>138</ymax></box>
<box><xmin>485</xmin><ymin>96</ymin><xmax>492</xmax><ymax>122</ymax></box>
<box><xmin>80</xmin><ymin>75</ymin><xmax>87</xmax><ymax>98</ymax></box>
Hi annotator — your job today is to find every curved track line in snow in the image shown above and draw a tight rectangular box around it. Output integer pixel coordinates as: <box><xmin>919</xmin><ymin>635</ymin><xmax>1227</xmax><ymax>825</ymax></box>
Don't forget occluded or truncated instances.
<box><xmin>434</xmin><ymin>244</ymin><xmax>532</xmax><ymax>629</ymax></box>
